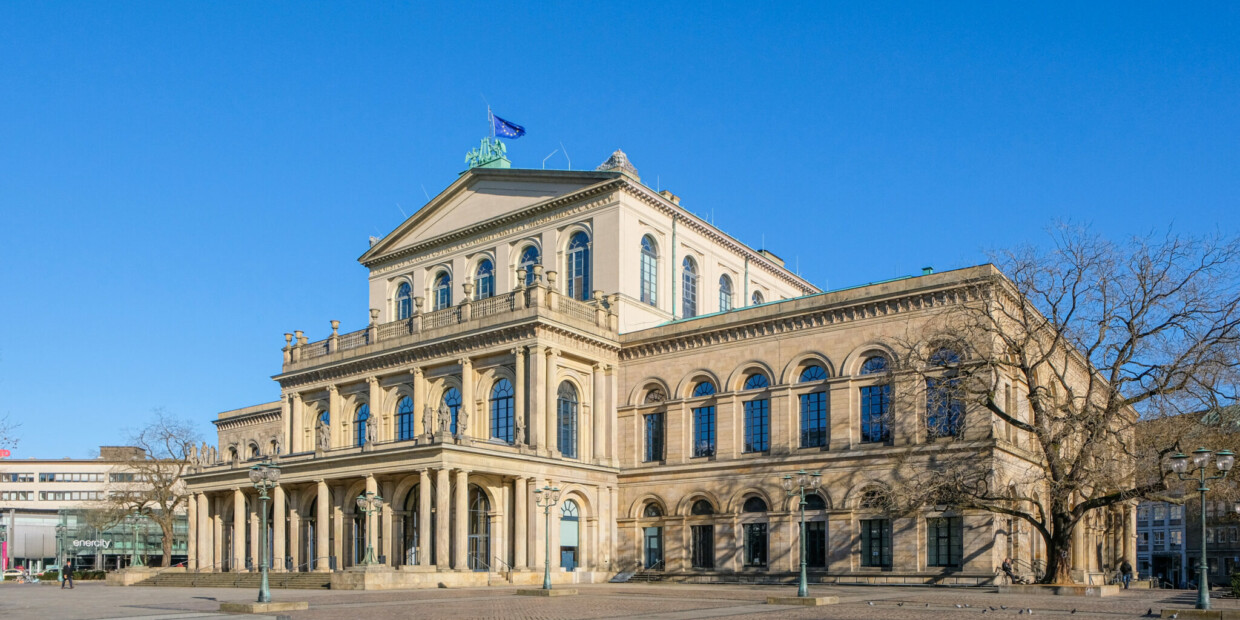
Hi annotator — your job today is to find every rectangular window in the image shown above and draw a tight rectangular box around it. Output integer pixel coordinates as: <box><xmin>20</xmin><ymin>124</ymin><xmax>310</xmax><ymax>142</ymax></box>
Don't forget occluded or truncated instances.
<box><xmin>861</xmin><ymin>518</ymin><xmax>893</xmax><ymax>568</ymax></box>
<box><xmin>1171</xmin><ymin>530</ymin><xmax>1182</xmax><ymax>548</ymax></box>
<box><xmin>1152</xmin><ymin>505</ymin><xmax>1165</xmax><ymax>525</ymax></box>
<box><xmin>743</xmin><ymin>523</ymin><xmax>768</xmax><ymax>567</ymax></box>
<box><xmin>926</xmin><ymin>378</ymin><xmax>963</xmax><ymax>439</ymax></box>
<box><xmin>860</xmin><ymin>385</ymin><xmax>891</xmax><ymax>443</ymax></box>
<box><xmin>692</xmin><ymin>406</ymin><xmax>716</xmax><ymax>457</ymax></box>
<box><xmin>927</xmin><ymin>517</ymin><xmax>963</xmax><ymax>568</ymax></box>
<box><xmin>1154</xmin><ymin>531</ymin><xmax>1166</xmax><ymax>550</ymax></box>
<box><xmin>806</xmin><ymin>521</ymin><xmax>827</xmax><ymax>568</ymax></box>
<box><xmin>0</xmin><ymin>473</ymin><xmax>33</xmax><ymax>483</ymax></box>
<box><xmin>800</xmin><ymin>391</ymin><xmax>828</xmax><ymax>448</ymax></box>
<box><xmin>644</xmin><ymin>412</ymin><xmax>664</xmax><ymax>463</ymax></box>
<box><xmin>690</xmin><ymin>524</ymin><xmax>715</xmax><ymax>569</ymax></box>
<box><xmin>743</xmin><ymin>399</ymin><xmax>769</xmax><ymax>453</ymax></box>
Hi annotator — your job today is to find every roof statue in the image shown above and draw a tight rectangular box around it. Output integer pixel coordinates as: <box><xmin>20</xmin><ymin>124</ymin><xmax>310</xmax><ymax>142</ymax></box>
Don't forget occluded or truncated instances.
<box><xmin>596</xmin><ymin>149</ymin><xmax>639</xmax><ymax>180</ymax></box>
<box><xmin>465</xmin><ymin>136</ymin><xmax>511</xmax><ymax>169</ymax></box>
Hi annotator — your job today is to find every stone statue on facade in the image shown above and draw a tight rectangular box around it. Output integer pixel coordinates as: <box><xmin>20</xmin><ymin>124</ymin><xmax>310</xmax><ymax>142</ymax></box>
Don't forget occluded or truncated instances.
<box><xmin>272</xmin><ymin>433</ymin><xmax>283</xmax><ymax>456</ymax></box>
<box><xmin>514</xmin><ymin>412</ymin><xmax>525</xmax><ymax>446</ymax></box>
<box><xmin>455</xmin><ymin>406</ymin><xmax>468</xmax><ymax>440</ymax></box>
<box><xmin>438</xmin><ymin>404</ymin><xmax>451</xmax><ymax>434</ymax></box>
<box><xmin>188</xmin><ymin>443</ymin><xmax>199</xmax><ymax>466</ymax></box>
<box><xmin>317</xmin><ymin>418</ymin><xmax>330</xmax><ymax>452</ymax></box>
<box><xmin>423</xmin><ymin>405</ymin><xmax>435</xmax><ymax>438</ymax></box>
<box><xmin>366</xmin><ymin>417</ymin><xmax>378</xmax><ymax>446</ymax></box>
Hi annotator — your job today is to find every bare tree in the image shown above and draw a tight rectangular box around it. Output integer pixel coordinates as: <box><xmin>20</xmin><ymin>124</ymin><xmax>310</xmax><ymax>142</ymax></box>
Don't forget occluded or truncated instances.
<box><xmin>890</xmin><ymin>226</ymin><xmax>1240</xmax><ymax>584</ymax></box>
<box><xmin>0</xmin><ymin>414</ymin><xmax>18</xmax><ymax>450</ymax></box>
<box><xmin>105</xmin><ymin>411</ymin><xmax>199</xmax><ymax>568</ymax></box>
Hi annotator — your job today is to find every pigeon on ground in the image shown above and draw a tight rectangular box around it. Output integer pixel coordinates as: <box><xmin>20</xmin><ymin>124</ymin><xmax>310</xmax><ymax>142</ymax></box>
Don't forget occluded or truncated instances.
<box><xmin>1071</xmin><ymin>610</ymin><xmax>1076</xmax><ymax>614</ymax></box>
<box><xmin>982</xmin><ymin>610</ymin><xmax>989</xmax><ymax>614</ymax></box>
<box><xmin>956</xmin><ymin>604</ymin><xmax>963</xmax><ymax>608</ymax></box>
<box><xmin>867</xmin><ymin>601</ymin><xmax>873</xmax><ymax>606</ymax></box>
<box><xmin>1170</xmin><ymin>614</ymin><xmax>1179</xmax><ymax>619</ymax></box>
<box><xmin>898</xmin><ymin>602</ymin><xmax>904</xmax><ymax>606</ymax></box>
<box><xmin>1001</xmin><ymin>605</ymin><xmax>1008</xmax><ymax>610</ymax></box>
<box><xmin>1027</xmin><ymin>609</ymin><xmax>1033</xmax><ymax>615</ymax></box>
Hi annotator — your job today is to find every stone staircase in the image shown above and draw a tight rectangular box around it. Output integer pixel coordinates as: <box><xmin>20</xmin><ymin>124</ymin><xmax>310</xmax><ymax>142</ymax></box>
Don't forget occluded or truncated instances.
<box><xmin>140</xmin><ymin>571</ymin><xmax>331</xmax><ymax>589</ymax></box>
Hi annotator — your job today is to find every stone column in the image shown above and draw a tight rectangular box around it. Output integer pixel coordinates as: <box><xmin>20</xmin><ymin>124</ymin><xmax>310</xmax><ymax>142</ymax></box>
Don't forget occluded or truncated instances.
<box><xmin>546</xmin><ymin>348</ymin><xmax>560</xmax><ymax>455</ymax></box>
<box><xmin>273</xmin><ymin>485</ymin><xmax>286</xmax><ymax>572</ymax></box>
<box><xmin>187</xmin><ymin>492</ymin><xmax>198</xmax><ymax>571</ymax></box>
<box><xmin>249</xmin><ymin>496</ymin><xmax>260</xmax><ymax>571</ymax></box>
<box><xmin>460</xmin><ymin>358</ymin><xmax>473</xmax><ymax>439</ymax></box>
<box><xmin>514</xmin><ymin>477</ymin><xmax>528</xmax><ymax>569</ymax></box>
<box><xmin>368</xmin><ymin>377</ymin><xmax>384</xmax><ymax>441</ymax></box>
<box><xmin>288</xmin><ymin>505</ymin><xmax>301</xmax><ymax>571</ymax></box>
<box><xmin>454</xmin><ymin>469</ymin><xmax>470</xmax><ymax>569</ymax></box>
<box><xmin>411</xmin><ymin>368</ymin><xmax>425</xmax><ymax>439</ymax></box>
<box><xmin>197</xmin><ymin>493</ymin><xmax>211</xmax><ymax>571</ymax></box>
<box><xmin>232</xmin><ymin>488</ymin><xmax>246</xmax><ymax>572</ymax></box>
<box><xmin>365</xmin><ymin>475</ymin><xmax>379</xmax><ymax>561</ymax></box>
<box><xmin>593</xmin><ymin>363</ymin><xmax>606</xmax><ymax>462</ymax></box>
<box><xmin>419</xmin><ymin>469</ymin><xmax>432</xmax><ymax>566</ymax></box>
<box><xmin>290</xmin><ymin>392</ymin><xmax>304</xmax><ymax>453</ymax></box>
<box><xmin>549</xmin><ymin>481</ymin><xmax>561</xmax><ymax>569</ymax></box>
<box><xmin>530</xmin><ymin>345</ymin><xmax>545</xmax><ymax>450</ymax></box>
<box><xmin>1071</xmin><ymin>516</ymin><xmax>1085</xmax><ymax>578</ymax></box>
<box><xmin>212</xmin><ymin>495</ymin><xmax>223</xmax><ymax>572</ymax></box>
<box><xmin>280</xmin><ymin>393</ymin><xmax>293</xmax><ymax>454</ymax></box>
<box><xmin>436</xmin><ymin>468</ymin><xmax>451</xmax><ymax>569</ymax></box>
<box><xmin>608</xmin><ymin>366</ymin><xmax>618</xmax><ymax>465</ymax></box>
<box><xmin>315</xmin><ymin>480</ymin><xmax>330</xmax><ymax>571</ymax></box>
<box><xmin>381</xmin><ymin>481</ymin><xmax>395</xmax><ymax>566</ymax></box>
<box><xmin>513</xmin><ymin>348</ymin><xmax>526</xmax><ymax>445</ymax></box>
<box><xmin>332</xmin><ymin>496</ymin><xmax>344</xmax><ymax>569</ymax></box>
<box><xmin>1125</xmin><ymin>503</ymin><xmax>1138</xmax><ymax>578</ymax></box>
<box><xmin>328</xmin><ymin>385</ymin><xmax>341</xmax><ymax>448</ymax></box>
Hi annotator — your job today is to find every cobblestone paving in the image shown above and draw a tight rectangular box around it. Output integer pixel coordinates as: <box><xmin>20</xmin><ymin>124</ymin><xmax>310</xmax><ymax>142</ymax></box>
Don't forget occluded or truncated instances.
<box><xmin>3</xmin><ymin>581</ymin><xmax>1238</xmax><ymax>620</ymax></box>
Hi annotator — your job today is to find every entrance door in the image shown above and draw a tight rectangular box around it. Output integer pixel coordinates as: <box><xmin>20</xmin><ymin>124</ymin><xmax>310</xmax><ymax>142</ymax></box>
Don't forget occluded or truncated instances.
<box><xmin>644</xmin><ymin>526</ymin><xmax>663</xmax><ymax>569</ymax></box>
<box><xmin>690</xmin><ymin>524</ymin><xmax>714</xmax><ymax>569</ymax></box>
<box><xmin>467</xmin><ymin>486</ymin><xmax>491</xmax><ymax>571</ymax></box>
<box><xmin>560</xmin><ymin>500</ymin><xmax>580</xmax><ymax>572</ymax></box>
<box><xmin>304</xmin><ymin>520</ymin><xmax>316</xmax><ymax>571</ymax></box>
<box><xmin>560</xmin><ymin>548</ymin><xmax>577</xmax><ymax>571</ymax></box>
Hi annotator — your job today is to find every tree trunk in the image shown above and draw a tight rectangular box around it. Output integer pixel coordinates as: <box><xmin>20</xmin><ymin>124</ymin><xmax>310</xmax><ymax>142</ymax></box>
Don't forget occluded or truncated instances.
<box><xmin>1040</xmin><ymin>514</ymin><xmax>1077</xmax><ymax>584</ymax></box>
<box><xmin>160</xmin><ymin>519</ymin><xmax>174</xmax><ymax>568</ymax></box>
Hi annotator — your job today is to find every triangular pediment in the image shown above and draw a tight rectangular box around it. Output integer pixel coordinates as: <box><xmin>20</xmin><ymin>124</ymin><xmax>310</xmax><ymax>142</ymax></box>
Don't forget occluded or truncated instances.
<box><xmin>359</xmin><ymin>168</ymin><xmax>619</xmax><ymax>266</ymax></box>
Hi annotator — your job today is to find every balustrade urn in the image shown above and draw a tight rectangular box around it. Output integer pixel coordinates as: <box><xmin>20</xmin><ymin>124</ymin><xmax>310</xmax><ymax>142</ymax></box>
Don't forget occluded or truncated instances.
<box><xmin>516</xmin><ymin>268</ymin><xmax>527</xmax><ymax>287</ymax></box>
<box><xmin>413</xmin><ymin>297</ymin><xmax>424</xmax><ymax>314</ymax></box>
<box><xmin>369</xmin><ymin>308</ymin><xmax>379</xmax><ymax>324</ymax></box>
<box><xmin>331</xmin><ymin>320</ymin><xmax>340</xmax><ymax>335</ymax></box>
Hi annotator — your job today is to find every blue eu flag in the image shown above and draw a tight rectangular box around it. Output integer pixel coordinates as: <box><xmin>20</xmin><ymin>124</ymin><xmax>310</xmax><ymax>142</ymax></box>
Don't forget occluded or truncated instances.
<box><xmin>492</xmin><ymin>114</ymin><xmax>526</xmax><ymax>139</ymax></box>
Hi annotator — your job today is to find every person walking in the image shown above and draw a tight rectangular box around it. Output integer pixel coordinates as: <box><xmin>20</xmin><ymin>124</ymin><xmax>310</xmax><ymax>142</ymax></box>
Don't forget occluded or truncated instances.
<box><xmin>61</xmin><ymin>559</ymin><xmax>74</xmax><ymax>589</ymax></box>
<box><xmin>1119</xmin><ymin>557</ymin><xmax>1133</xmax><ymax>590</ymax></box>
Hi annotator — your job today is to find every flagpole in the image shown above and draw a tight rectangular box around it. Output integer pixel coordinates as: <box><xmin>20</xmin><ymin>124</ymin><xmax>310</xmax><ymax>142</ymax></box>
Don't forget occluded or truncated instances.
<box><xmin>488</xmin><ymin>107</ymin><xmax>494</xmax><ymax>139</ymax></box>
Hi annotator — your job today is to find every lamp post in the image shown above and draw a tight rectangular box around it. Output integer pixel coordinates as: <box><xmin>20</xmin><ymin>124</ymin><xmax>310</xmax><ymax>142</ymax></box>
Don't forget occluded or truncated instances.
<box><xmin>55</xmin><ymin>524</ymin><xmax>66</xmax><ymax>578</ymax></box>
<box><xmin>1170</xmin><ymin>447</ymin><xmax>1235</xmax><ymax>610</ymax></box>
<box><xmin>533</xmin><ymin>485</ymin><xmax>562</xmax><ymax>590</ymax></box>
<box><xmin>781</xmin><ymin>470</ymin><xmax>822</xmax><ymax>598</ymax></box>
<box><xmin>354</xmin><ymin>492</ymin><xmax>384</xmax><ymax>566</ymax></box>
<box><xmin>248</xmin><ymin>460</ymin><xmax>281</xmax><ymax>604</ymax></box>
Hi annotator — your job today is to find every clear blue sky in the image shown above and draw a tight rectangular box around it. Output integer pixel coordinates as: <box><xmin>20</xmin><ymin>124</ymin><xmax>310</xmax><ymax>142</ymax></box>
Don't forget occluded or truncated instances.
<box><xmin>2</xmin><ymin>3</ymin><xmax>1238</xmax><ymax>458</ymax></box>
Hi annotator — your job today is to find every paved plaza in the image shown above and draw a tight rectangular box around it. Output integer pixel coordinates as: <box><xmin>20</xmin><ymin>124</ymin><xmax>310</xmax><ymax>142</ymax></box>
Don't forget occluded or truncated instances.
<box><xmin>1</xmin><ymin>582</ymin><xmax>1235</xmax><ymax>620</ymax></box>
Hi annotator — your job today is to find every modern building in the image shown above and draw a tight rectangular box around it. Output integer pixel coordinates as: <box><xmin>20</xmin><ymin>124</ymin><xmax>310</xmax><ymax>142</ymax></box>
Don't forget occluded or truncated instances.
<box><xmin>1185</xmin><ymin>497</ymin><xmax>1240</xmax><ymax>587</ymax></box>
<box><xmin>1136</xmin><ymin>499</ymin><xmax>1186</xmax><ymax>587</ymax></box>
<box><xmin>183</xmin><ymin>144</ymin><xmax>1133</xmax><ymax>588</ymax></box>
<box><xmin>0</xmin><ymin>446</ymin><xmax>189</xmax><ymax>571</ymax></box>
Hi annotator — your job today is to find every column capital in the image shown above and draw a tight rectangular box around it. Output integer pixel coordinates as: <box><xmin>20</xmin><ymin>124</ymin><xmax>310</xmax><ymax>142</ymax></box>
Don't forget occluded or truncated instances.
<box><xmin>593</xmin><ymin>362</ymin><xmax>604</xmax><ymax>371</ymax></box>
<box><xmin>546</xmin><ymin>347</ymin><xmax>560</xmax><ymax>358</ymax></box>
<box><xmin>459</xmin><ymin>357</ymin><xmax>472</xmax><ymax>368</ymax></box>
<box><xmin>326</xmin><ymin>385</ymin><xmax>338</xmax><ymax>394</ymax></box>
<box><xmin>510</xmin><ymin>347</ymin><xmax>523</xmax><ymax>357</ymax></box>
<box><xmin>455</xmin><ymin>467</ymin><xmax>472</xmax><ymax>475</ymax></box>
<box><xmin>411</xmin><ymin>367</ymin><xmax>423</xmax><ymax>377</ymax></box>
<box><xmin>368</xmin><ymin>376</ymin><xmax>381</xmax><ymax>385</ymax></box>
<box><xmin>530</xmin><ymin>344</ymin><xmax>545</xmax><ymax>355</ymax></box>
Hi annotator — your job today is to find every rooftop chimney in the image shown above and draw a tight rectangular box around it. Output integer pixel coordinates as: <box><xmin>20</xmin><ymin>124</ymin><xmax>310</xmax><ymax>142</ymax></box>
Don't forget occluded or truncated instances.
<box><xmin>659</xmin><ymin>190</ymin><xmax>681</xmax><ymax>205</ymax></box>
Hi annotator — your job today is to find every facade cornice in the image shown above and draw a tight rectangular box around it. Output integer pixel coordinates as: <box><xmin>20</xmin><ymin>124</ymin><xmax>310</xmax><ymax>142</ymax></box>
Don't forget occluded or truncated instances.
<box><xmin>213</xmin><ymin>409</ymin><xmax>280</xmax><ymax>430</ymax></box>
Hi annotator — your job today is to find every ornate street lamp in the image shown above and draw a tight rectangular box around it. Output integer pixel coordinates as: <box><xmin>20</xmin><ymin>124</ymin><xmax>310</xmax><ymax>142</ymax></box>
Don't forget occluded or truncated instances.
<box><xmin>781</xmin><ymin>470</ymin><xmax>822</xmax><ymax>598</ymax></box>
<box><xmin>354</xmin><ymin>492</ymin><xmax>384</xmax><ymax>566</ymax></box>
<box><xmin>55</xmin><ymin>524</ymin><xmax>66</xmax><ymax>578</ymax></box>
<box><xmin>533</xmin><ymin>485</ymin><xmax>562</xmax><ymax>590</ymax></box>
<box><xmin>1170</xmin><ymin>447</ymin><xmax>1234</xmax><ymax>610</ymax></box>
<box><xmin>248</xmin><ymin>460</ymin><xmax>281</xmax><ymax>604</ymax></box>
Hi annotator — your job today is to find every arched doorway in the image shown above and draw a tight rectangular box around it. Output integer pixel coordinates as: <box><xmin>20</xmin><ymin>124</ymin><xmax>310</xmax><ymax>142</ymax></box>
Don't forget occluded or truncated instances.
<box><xmin>560</xmin><ymin>499</ymin><xmax>580</xmax><ymax>571</ymax></box>
<box><xmin>467</xmin><ymin>485</ymin><xmax>491</xmax><ymax>571</ymax></box>
<box><xmin>642</xmin><ymin>502</ymin><xmax>664</xmax><ymax>570</ymax></box>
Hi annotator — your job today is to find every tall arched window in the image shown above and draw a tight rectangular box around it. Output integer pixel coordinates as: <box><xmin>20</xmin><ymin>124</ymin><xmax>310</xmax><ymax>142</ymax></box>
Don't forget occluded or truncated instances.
<box><xmin>442</xmin><ymin>387</ymin><xmax>462</xmax><ymax>435</ymax></box>
<box><xmin>354</xmin><ymin>404</ymin><xmax>370</xmax><ymax>447</ymax></box>
<box><xmin>396</xmin><ymin>282</ymin><xmax>412</xmax><ymax>320</ymax></box>
<box><xmin>743</xmin><ymin>373</ymin><xmax>770</xmax><ymax>453</ymax></box>
<box><xmin>691</xmin><ymin>380</ymin><xmax>716</xmax><ymax>458</ymax></box>
<box><xmin>396</xmin><ymin>396</ymin><xmax>414</xmax><ymax>441</ymax></box>
<box><xmin>490</xmin><ymin>379</ymin><xmax>514</xmax><ymax>443</ymax></box>
<box><xmin>719</xmin><ymin>275</ymin><xmax>733</xmax><ymax>312</ymax></box>
<box><xmin>800</xmin><ymin>365</ymin><xmax>828</xmax><ymax>448</ymax></box>
<box><xmin>557</xmin><ymin>382</ymin><xmax>579</xmax><ymax>458</ymax></box>
<box><xmin>560</xmin><ymin>499</ymin><xmax>581</xmax><ymax>571</ymax></box>
<box><xmin>432</xmin><ymin>272</ymin><xmax>452</xmax><ymax>310</ymax></box>
<box><xmin>474</xmin><ymin>259</ymin><xmax>494</xmax><ymax>300</ymax></box>
<box><xmin>640</xmin><ymin>235</ymin><xmax>658</xmax><ymax>306</ymax></box>
<box><xmin>519</xmin><ymin>246</ymin><xmax>540</xmax><ymax>286</ymax></box>
<box><xmin>566</xmin><ymin>232</ymin><xmax>591</xmax><ymax>301</ymax></box>
<box><xmin>751</xmin><ymin>290</ymin><xmax>764</xmax><ymax>306</ymax></box>
<box><xmin>859</xmin><ymin>355</ymin><xmax>891</xmax><ymax>443</ymax></box>
<box><xmin>682</xmin><ymin>257</ymin><xmax>698</xmax><ymax>318</ymax></box>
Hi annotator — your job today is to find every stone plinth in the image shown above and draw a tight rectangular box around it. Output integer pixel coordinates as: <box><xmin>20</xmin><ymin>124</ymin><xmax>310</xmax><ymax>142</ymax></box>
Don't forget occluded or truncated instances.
<box><xmin>104</xmin><ymin>567</ymin><xmax>156</xmax><ymax>586</ymax></box>
<box><xmin>516</xmin><ymin>588</ymin><xmax>578</xmax><ymax>596</ymax></box>
<box><xmin>331</xmin><ymin>566</ymin><xmax>486</xmax><ymax>590</ymax></box>
<box><xmin>220</xmin><ymin>601</ymin><xmax>310</xmax><ymax>614</ymax></box>
<box><xmin>767</xmin><ymin>596</ymin><xmax>838</xmax><ymax>606</ymax></box>
<box><xmin>996</xmin><ymin>584</ymin><xmax>1120</xmax><ymax>597</ymax></box>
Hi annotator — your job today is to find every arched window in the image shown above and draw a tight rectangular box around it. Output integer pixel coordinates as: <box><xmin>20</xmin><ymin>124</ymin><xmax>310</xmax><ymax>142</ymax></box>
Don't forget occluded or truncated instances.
<box><xmin>432</xmin><ymin>272</ymin><xmax>452</xmax><ymax>310</ymax></box>
<box><xmin>860</xmin><ymin>355</ymin><xmax>888</xmax><ymax>375</ymax></box>
<box><xmin>682</xmin><ymin>257</ymin><xmax>698</xmax><ymax>318</ymax></box>
<box><xmin>396</xmin><ymin>282</ymin><xmax>412</xmax><ymax>320</ymax></box>
<box><xmin>644</xmin><ymin>386</ymin><xmax>667</xmax><ymax>404</ymax></box>
<box><xmin>800</xmin><ymin>365</ymin><xmax>827</xmax><ymax>382</ymax></box>
<box><xmin>490</xmin><ymin>379</ymin><xmax>514</xmax><ymax>443</ymax></box>
<box><xmin>804</xmin><ymin>494</ymin><xmax>828</xmax><ymax>511</ymax></box>
<box><xmin>643</xmin><ymin>502</ymin><xmax>663</xmax><ymax>518</ymax></box>
<box><xmin>859</xmin><ymin>488</ymin><xmax>890</xmax><ymax>510</ymax></box>
<box><xmin>248</xmin><ymin>443</ymin><xmax>260</xmax><ymax>459</ymax></box>
<box><xmin>442</xmin><ymin>387</ymin><xmax>462</xmax><ymax>435</ymax></box>
<box><xmin>743</xmin><ymin>373</ymin><xmax>769</xmax><ymax>390</ymax></box>
<box><xmin>354</xmin><ymin>404</ymin><xmax>370</xmax><ymax>447</ymax></box>
<box><xmin>719</xmin><ymin>275</ymin><xmax>733</xmax><ymax>312</ymax></box>
<box><xmin>566</xmin><ymin>232</ymin><xmax>591</xmax><ymax>301</ymax></box>
<box><xmin>557</xmin><ymin>382</ymin><xmax>579</xmax><ymax>458</ymax></box>
<box><xmin>692</xmin><ymin>381</ymin><xmax>716</xmax><ymax>397</ymax></box>
<box><xmin>743</xmin><ymin>496</ymin><xmax>768</xmax><ymax>513</ymax></box>
<box><xmin>519</xmin><ymin>245</ymin><xmax>540</xmax><ymax>286</ymax></box>
<box><xmin>560</xmin><ymin>499</ymin><xmax>581</xmax><ymax>571</ymax></box>
<box><xmin>691</xmin><ymin>500</ymin><xmax>715</xmax><ymax>515</ymax></box>
<box><xmin>396</xmin><ymin>396</ymin><xmax>414</xmax><ymax>441</ymax></box>
<box><xmin>751</xmin><ymin>291</ymin><xmax>764</xmax><ymax>305</ymax></box>
<box><xmin>474</xmin><ymin>259</ymin><xmax>494</xmax><ymax>300</ymax></box>
<box><xmin>468</xmin><ymin>486</ymin><xmax>491</xmax><ymax>570</ymax></box>
<box><xmin>640</xmin><ymin>235</ymin><xmax>658</xmax><ymax>306</ymax></box>
<box><xmin>929</xmin><ymin>347</ymin><xmax>961</xmax><ymax>366</ymax></box>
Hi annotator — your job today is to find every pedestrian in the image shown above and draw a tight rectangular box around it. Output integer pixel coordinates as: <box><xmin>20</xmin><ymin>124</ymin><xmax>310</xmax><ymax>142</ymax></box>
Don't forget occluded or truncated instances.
<box><xmin>1002</xmin><ymin>557</ymin><xmax>1017</xmax><ymax>585</ymax></box>
<box><xmin>1119</xmin><ymin>557</ymin><xmax>1133</xmax><ymax>590</ymax></box>
<box><xmin>61</xmin><ymin>559</ymin><xmax>74</xmax><ymax>589</ymax></box>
